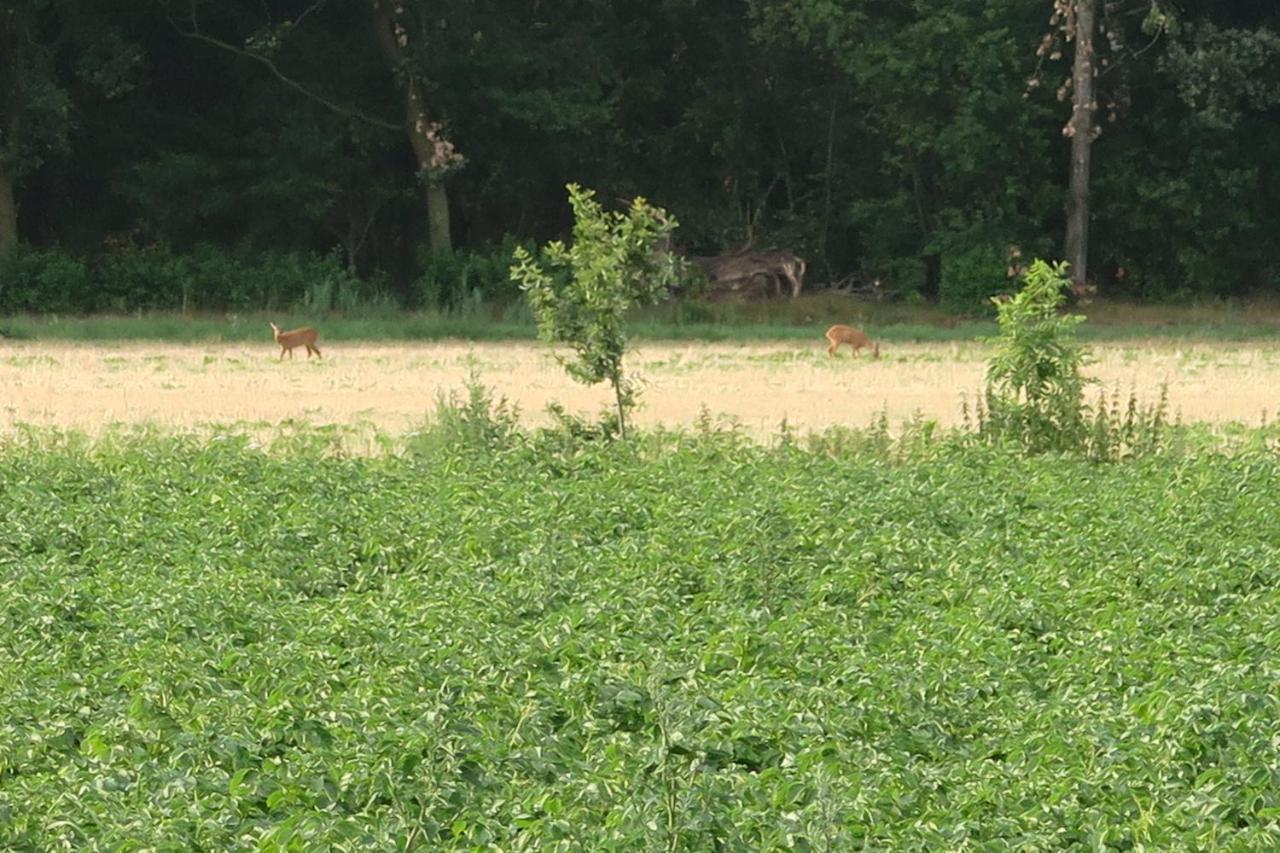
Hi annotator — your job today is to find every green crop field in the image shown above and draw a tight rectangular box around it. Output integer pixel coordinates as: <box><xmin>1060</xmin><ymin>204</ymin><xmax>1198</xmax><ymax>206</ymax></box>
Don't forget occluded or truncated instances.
<box><xmin>3</xmin><ymin>423</ymin><xmax>1280</xmax><ymax>849</ymax></box>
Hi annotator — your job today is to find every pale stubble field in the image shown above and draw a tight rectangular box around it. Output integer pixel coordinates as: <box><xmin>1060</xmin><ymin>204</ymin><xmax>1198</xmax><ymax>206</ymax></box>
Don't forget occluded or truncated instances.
<box><xmin>3</xmin><ymin>340</ymin><xmax>1279</xmax><ymax>438</ymax></box>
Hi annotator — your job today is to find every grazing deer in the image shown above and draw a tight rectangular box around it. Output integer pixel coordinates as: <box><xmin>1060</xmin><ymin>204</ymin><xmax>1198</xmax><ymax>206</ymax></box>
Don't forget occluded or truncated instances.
<box><xmin>993</xmin><ymin>280</ymin><xmax>1097</xmax><ymax>308</ymax></box>
<box><xmin>1006</xmin><ymin>244</ymin><xmax>1029</xmax><ymax>281</ymax></box>
<box><xmin>269</xmin><ymin>322</ymin><xmax>322</xmax><ymax>359</ymax></box>
<box><xmin>825</xmin><ymin>324</ymin><xmax>880</xmax><ymax>359</ymax></box>
<box><xmin>1068</xmin><ymin>280</ymin><xmax>1097</xmax><ymax>305</ymax></box>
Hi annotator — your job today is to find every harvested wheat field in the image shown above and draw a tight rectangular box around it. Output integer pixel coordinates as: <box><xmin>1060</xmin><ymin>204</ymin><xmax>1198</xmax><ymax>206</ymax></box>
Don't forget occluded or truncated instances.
<box><xmin>3</xmin><ymin>339</ymin><xmax>1280</xmax><ymax>438</ymax></box>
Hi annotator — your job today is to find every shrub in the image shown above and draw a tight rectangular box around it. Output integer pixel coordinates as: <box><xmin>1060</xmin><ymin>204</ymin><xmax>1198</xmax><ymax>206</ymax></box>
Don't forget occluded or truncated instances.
<box><xmin>5</xmin><ymin>244</ymin><xmax>390</xmax><ymax>315</ymax></box>
<box><xmin>414</xmin><ymin>237</ymin><xmax>529</xmax><ymax>310</ymax></box>
<box><xmin>976</xmin><ymin>258</ymin><xmax>1166</xmax><ymax>457</ymax></box>
<box><xmin>413</xmin><ymin>370</ymin><xmax>521</xmax><ymax>454</ymax></box>
<box><xmin>980</xmin><ymin>258</ymin><xmax>1090</xmax><ymax>451</ymax></box>
<box><xmin>183</xmin><ymin>245</ymin><xmax>251</xmax><ymax>311</ymax></box>
<box><xmin>940</xmin><ymin>244</ymin><xmax>1006</xmax><ymax>315</ymax></box>
<box><xmin>94</xmin><ymin>245</ymin><xmax>185</xmax><ymax>312</ymax></box>
<box><xmin>877</xmin><ymin>255</ymin><xmax>927</xmax><ymax>299</ymax></box>
<box><xmin>0</xmin><ymin>247</ymin><xmax>91</xmax><ymax>313</ymax></box>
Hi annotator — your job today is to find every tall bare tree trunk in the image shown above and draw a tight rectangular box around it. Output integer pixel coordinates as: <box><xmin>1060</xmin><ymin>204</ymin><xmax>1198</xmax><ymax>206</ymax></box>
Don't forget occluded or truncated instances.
<box><xmin>1</xmin><ymin>10</ymin><xmax>25</xmax><ymax>253</ymax></box>
<box><xmin>0</xmin><ymin>169</ymin><xmax>17</xmax><ymax>251</ymax></box>
<box><xmin>1064</xmin><ymin>0</ymin><xmax>1096</xmax><ymax>287</ymax></box>
<box><xmin>425</xmin><ymin>164</ymin><xmax>452</xmax><ymax>252</ymax></box>
<box><xmin>368</xmin><ymin>0</ymin><xmax>453</xmax><ymax>252</ymax></box>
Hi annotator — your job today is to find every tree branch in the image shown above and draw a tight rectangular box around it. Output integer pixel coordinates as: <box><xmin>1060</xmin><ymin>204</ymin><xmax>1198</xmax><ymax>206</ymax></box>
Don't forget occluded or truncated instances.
<box><xmin>170</xmin><ymin>13</ymin><xmax>400</xmax><ymax>132</ymax></box>
<box><xmin>291</xmin><ymin>0</ymin><xmax>329</xmax><ymax>31</ymax></box>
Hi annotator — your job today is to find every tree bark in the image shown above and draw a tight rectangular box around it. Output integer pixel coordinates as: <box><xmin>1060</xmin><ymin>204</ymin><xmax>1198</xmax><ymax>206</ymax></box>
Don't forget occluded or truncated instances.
<box><xmin>368</xmin><ymin>0</ymin><xmax>453</xmax><ymax>252</ymax></box>
<box><xmin>817</xmin><ymin>91</ymin><xmax>838</xmax><ymax>280</ymax></box>
<box><xmin>1064</xmin><ymin>0</ymin><xmax>1096</xmax><ymax>288</ymax></box>
<box><xmin>0</xmin><ymin>9</ymin><xmax>24</xmax><ymax>252</ymax></box>
<box><xmin>426</xmin><ymin>175</ymin><xmax>452</xmax><ymax>253</ymax></box>
<box><xmin>0</xmin><ymin>168</ymin><xmax>17</xmax><ymax>251</ymax></box>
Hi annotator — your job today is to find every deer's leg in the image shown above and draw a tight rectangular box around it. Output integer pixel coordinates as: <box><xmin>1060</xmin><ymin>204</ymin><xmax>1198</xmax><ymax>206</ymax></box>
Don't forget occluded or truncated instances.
<box><xmin>785</xmin><ymin>271</ymin><xmax>799</xmax><ymax>299</ymax></box>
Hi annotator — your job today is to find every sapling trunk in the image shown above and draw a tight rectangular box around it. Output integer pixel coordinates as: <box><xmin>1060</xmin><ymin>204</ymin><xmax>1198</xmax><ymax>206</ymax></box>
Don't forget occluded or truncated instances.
<box><xmin>613</xmin><ymin>376</ymin><xmax>627</xmax><ymax>439</ymax></box>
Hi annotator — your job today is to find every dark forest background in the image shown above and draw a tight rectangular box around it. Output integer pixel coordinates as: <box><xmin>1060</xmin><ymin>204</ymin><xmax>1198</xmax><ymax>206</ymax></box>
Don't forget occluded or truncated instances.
<box><xmin>2</xmin><ymin>0</ymin><xmax>1278</xmax><ymax>314</ymax></box>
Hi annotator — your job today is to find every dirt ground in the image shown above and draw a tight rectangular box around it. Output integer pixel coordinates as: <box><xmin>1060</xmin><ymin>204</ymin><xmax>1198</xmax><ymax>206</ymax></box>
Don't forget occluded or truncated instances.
<box><xmin>3</xmin><ymin>340</ymin><xmax>1279</xmax><ymax>438</ymax></box>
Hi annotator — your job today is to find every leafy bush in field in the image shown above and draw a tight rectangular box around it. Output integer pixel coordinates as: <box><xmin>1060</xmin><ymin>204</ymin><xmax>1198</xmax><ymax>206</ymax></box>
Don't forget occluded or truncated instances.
<box><xmin>981</xmin><ymin>258</ymin><xmax>1090</xmax><ymax>450</ymax></box>
<box><xmin>414</xmin><ymin>238</ymin><xmax>529</xmax><ymax>310</ymax></box>
<box><xmin>939</xmin><ymin>243</ymin><xmax>1006</xmax><ymax>315</ymax></box>
<box><xmin>0</xmin><ymin>246</ymin><xmax>92</xmax><ymax>313</ymax></box>
<box><xmin>179</xmin><ymin>244</ymin><xmax>248</xmax><ymax>310</ymax></box>
<box><xmin>976</xmin><ymin>258</ymin><xmax>1166</xmax><ymax>457</ymax></box>
<box><xmin>877</xmin><ymin>255</ymin><xmax>927</xmax><ymax>299</ymax></box>
<box><xmin>93</xmin><ymin>245</ymin><xmax>186</xmax><ymax>312</ymax></box>
<box><xmin>415</xmin><ymin>371</ymin><xmax>521</xmax><ymax>453</ymax></box>
<box><xmin>0</xmin><ymin>244</ymin><xmax>376</xmax><ymax>314</ymax></box>
<box><xmin>2</xmin><ymin>429</ymin><xmax>1280</xmax><ymax>848</ymax></box>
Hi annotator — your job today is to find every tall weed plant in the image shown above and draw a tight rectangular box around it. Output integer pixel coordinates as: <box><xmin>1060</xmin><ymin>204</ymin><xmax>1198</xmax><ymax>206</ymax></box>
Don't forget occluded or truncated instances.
<box><xmin>977</xmin><ymin>258</ymin><xmax>1165</xmax><ymax>457</ymax></box>
<box><xmin>412</xmin><ymin>370</ymin><xmax>521</xmax><ymax>454</ymax></box>
<box><xmin>983</xmin><ymin>259</ymin><xmax>1090</xmax><ymax>450</ymax></box>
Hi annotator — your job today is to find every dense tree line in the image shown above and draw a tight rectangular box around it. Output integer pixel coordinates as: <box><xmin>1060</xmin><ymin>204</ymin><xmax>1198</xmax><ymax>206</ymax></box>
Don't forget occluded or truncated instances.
<box><xmin>1</xmin><ymin>0</ymin><xmax>1278</xmax><ymax>312</ymax></box>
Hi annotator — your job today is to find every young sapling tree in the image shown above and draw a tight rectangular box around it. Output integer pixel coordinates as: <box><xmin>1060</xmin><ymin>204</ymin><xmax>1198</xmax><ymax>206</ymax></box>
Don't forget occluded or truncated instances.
<box><xmin>510</xmin><ymin>184</ymin><xmax>682</xmax><ymax>438</ymax></box>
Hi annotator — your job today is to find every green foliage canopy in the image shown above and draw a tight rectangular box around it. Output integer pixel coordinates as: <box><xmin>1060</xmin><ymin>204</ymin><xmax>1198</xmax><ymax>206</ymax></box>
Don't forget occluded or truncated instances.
<box><xmin>1</xmin><ymin>1</ymin><xmax>1279</xmax><ymax>301</ymax></box>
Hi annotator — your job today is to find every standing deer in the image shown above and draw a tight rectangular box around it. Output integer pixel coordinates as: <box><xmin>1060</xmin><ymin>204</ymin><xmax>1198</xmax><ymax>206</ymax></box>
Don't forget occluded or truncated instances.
<box><xmin>691</xmin><ymin>250</ymin><xmax>807</xmax><ymax>300</ymax></box>
<box><xmin>992</xmin><ymin>280</ymin><xmax>1097</xmax><ymax>308</ymax></box>
<box><xmin>825</xmin><ymin>324</ymin><xmax>880</xmax><ymax>359</ymax></box>
<box><xmin>1068</xmin><ymin>280</ymin><xmax>1097</xmax><ymax>305</ymax></box>
<box><xmin>269</xmin><ymin>322</ymin><xmax>322</xmax><ymax>359</ymax></box>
